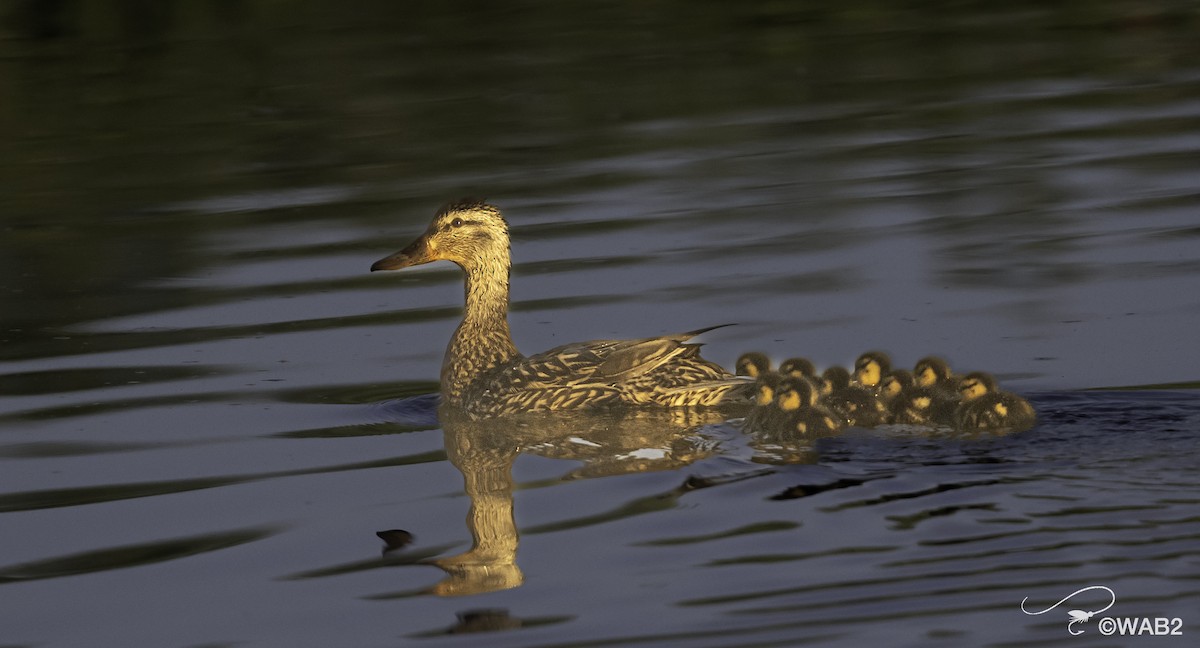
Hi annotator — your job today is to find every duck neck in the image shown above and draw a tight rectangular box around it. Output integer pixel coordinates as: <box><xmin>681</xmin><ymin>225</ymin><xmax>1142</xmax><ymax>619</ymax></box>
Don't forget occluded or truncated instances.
<box><xmin>442</xmin><ymin>254</ymin><xmax>521</xmax><ymax>403</ymax></box>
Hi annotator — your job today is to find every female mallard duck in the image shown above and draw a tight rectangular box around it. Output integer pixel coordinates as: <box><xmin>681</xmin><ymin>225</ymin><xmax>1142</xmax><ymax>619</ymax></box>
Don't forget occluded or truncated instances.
<box><xmin>371</xmin><ymin>200</ymin><xmax>753</xmax><ymax>417</ymax></box>
<box><xmin>736</xmin><ymin>352</ymin><xmax>773</xmax><ymax>378</ymax></box>
<box><xmin>954</xmin><ymin>372</ymin><xmax>1036</xmax><ymax>431</ymax></box>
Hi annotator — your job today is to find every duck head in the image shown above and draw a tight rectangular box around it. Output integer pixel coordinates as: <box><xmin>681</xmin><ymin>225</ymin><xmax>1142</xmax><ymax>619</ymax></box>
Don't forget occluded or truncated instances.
<box><xmin>775</xmin><ymin>376</ymin><xmax>817</xmax><ymax>412</ymax></box>
<box><xmin>903</xmin><ymin>392</ymin><xmax>933</xmax><ymax>414</ymax></box>
<box><xmin>778</xmin><ymin>357</ymin><xmax>816</xmax><ymax>379</ymax></box>
<box><xmin>754</xmin><ymin>373</ymin><xmax>783</xmax><ymax>407</ymax></box>
<box><xmin>736</xmin><ymin>352</ymin><xmax>772</xmax><ymax>378</ymax></box>
<box><xmin>853</xmin><ymin>351</ymin><xmax>891</xmax><ymax>387</ymax></box>
<box><xmin>958</xmin><ymin>371</ymin><xmax>997</xmax><ymax>401</ymax></box>
<box><xmin>371</xmin><ymin>199</ymin><xmax>510</xmax><ymax>273</ymax></box>
<box><xmin>822</xmin><ymin>365</ymin><xmax>851</xmax><ymax>392</ymax></box>
<box><xmin>880</xmin><ymin>369</ymin><xmax>914</xmax><ymax>401</ymax></box>
<box><xmin>914</xmin><ymin>356</ymin><xmax>953</xmax><ymax>388</ymax></box>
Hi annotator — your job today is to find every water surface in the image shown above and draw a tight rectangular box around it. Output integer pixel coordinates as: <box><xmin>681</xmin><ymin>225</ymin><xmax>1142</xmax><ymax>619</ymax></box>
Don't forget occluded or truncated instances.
<box><xmin>2</xmin><ymin>2</ymin><xmax>1199</xmax><ymax>646</ymax></box>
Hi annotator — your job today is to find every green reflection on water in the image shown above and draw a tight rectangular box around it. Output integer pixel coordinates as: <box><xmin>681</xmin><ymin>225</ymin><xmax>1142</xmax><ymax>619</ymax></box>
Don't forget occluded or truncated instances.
<box><xmin>3</xmin><ymin>0</ymin><xmax>1198</xmax><ymax>355</ymax></box>
<box><xmin>0</xmin><ymin>448</ymin><xmax>446</xmax><ymax>513</ymax></box>
<box><xmin>0</xmin><ymin>526</ymin><xmax>280</xmax><ymax>584</ymax></box>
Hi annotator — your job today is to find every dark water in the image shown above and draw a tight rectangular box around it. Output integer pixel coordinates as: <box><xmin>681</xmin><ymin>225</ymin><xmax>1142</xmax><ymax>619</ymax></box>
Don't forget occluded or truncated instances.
<box><xmin>3</xmin><ymin>1</ymin><xmax>1200</xmax><ymax>646</ymax></box>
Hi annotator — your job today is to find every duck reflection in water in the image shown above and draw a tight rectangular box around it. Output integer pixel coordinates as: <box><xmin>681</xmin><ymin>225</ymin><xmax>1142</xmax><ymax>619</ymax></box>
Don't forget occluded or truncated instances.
<box><xmin>425</xmin><ymin>404</ymin><xmax>743</xmax><ymax>596</ymax></box>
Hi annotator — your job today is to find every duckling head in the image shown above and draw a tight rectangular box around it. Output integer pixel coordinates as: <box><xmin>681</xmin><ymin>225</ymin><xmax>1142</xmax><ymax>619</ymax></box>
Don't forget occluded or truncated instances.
<box><xmin>897</xmin><ymin>390</ymin><xmax>934</xmax><ymax>416</ymax></box>
<box><xmin>822</xmin><ymin>366</ymin><xmax>851</xmax><ymax>392</ymax></box>
<box><xmin>958</xmin><ymin>371</ymin><xmax>997</xmax><ymax>402</ymax></box>
<box><xmin>914</xmin><ymin>356</ymin><xmax>952</xmax><ymax>389</ymax></box>
<box><xmin>371</xmin><ymin>199</ymin><xmax>510</xmax><ymax>274</ymax></box>
<box><xmin>778</xmin><ymin>357</ymin><xmax>816</xmax><ymax>379</ymax></box>
<box><xmin>754</xmin><ymin>373</ymin><xmax>783</xmax><ymax>407</ymax></box>
<box><xmin>853</xmin><ymin>351</ymin><xmax>891</xmax><ymax>387</ymax></box>
<box><xmin>879</xmin><ymin>369</ymin><xmax>914</xmax><ymax>402</ymax></box>
<box><xmin>736</xmin><ymin>352</ymin><xmax>772</xmax><ymax>378</ymax></box>
<box><xmin>814</xmin><ymin>375</ymin><xmax>833</xmax><ymax>397</ymax></box>
<box><xmin>775</xmin><ymin>377</ymin><xmax>817</xmax><ymax>412</ymax></box>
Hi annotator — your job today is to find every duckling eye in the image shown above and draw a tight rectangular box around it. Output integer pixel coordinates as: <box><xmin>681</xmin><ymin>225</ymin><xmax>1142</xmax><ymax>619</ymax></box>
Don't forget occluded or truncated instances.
<box><xmin>451</xmin><ymin>218</ymin><xmax>464</xmax><ymax>228</ymax></box>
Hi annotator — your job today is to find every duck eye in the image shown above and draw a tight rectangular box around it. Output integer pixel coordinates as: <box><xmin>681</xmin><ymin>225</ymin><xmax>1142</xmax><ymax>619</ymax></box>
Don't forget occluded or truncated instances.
<box><xmin>451</xmin><ymin>218</ymin><xmax>464</xmax><ymax>228</ymax></box>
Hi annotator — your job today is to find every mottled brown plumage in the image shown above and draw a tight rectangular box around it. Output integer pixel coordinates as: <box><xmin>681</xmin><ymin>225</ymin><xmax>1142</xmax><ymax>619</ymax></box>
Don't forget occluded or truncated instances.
<box><xmin>371</xmin><ymin>200</ymin><xmax>753</xmax><ymax>417</ymax></box>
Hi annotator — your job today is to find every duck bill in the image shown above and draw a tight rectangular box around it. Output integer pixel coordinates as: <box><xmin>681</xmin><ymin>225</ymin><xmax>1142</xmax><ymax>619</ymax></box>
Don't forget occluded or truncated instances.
<box><xmin>370</xmin><ymin>235</ymin><xmax>434</xmax><ymax>271</ymax></box>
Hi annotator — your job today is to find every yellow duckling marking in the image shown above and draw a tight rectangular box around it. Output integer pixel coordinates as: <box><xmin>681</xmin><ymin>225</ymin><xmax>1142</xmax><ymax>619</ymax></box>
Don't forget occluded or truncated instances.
<box><xmin>959</xmin><ymin>377</ymin><xmax>989</xmax><ymax>401</ymax></box>
<box><xmin>797</xmin><ymin>422</ymin><xmax>808</xmax><ymax>434</ymax></box>
<box><xmin>756</xmin><ymin>385</ymin><xmax>775</xmax><ymax>406</ymax></box>
<box><xmin>779</xmin><ymin>357</ymin><xmax>816</xmax><ymax>379</ymax></box>
<box><xmin>994</xmin><ymin>402</ymin><xmax>1008</xmax><ymax>416</ymax></box>
<box><xmin>778</xmin><ymin>390</ymin><xmax>802</xmax><ymax>412</ymax></box>
<box><xmin>855</xmin><ymin>362</ymin><xmax>882</xmax><ymax>387</ymax></box>
<box><xmin>736</xmin><ymin>352</ymin><xmax>771</xmax><ymax>378</ymax></box>
<box><xmin>882</xmin><ymin>377</ymin><xmax>903</xmax><ymax>398</ymax></box>
<box><xmin>913</xmin><ymin>396</ymin><xmax>932</xmax><ymax>410</ymax></box>
<box><xmin>818</xmin><ymin>379</ymin><xmax>832</xmax><ymax>398</ymax></box>
<box><xmin>914</xmin><ymin>357</ymin><xmax>954</xmax><ymax>390</ymax></box>
<box><xmin>853</xmin><ymin>352</ymin><xmax>891</xmax><ymax>388</ymax></box>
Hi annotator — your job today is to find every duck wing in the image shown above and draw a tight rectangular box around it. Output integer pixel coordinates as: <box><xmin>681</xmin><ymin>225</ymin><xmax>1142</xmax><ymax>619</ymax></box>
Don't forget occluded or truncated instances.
<box><xmin>470</xmin><ymin>326</ymin><xmax>745</xmax><ymax>412</ymax></box>
<box><xmin>593</xmin><ymin>335</ymin><xmax>700</xmax><ymax>380</ymax></box>
<box><xmin>525</xmin><ymin>325</ymin><xmax>733</xmax><ymax>385</ymax></box>
<box><xmin>479</xmin><ymin>326</ymin><xmax>726</xmax><ymax>388</ymax></box>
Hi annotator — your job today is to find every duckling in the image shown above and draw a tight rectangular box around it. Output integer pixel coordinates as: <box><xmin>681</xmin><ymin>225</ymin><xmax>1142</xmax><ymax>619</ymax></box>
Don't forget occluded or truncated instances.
<box><xmin>888</xmin><ymin>385</ymin><xmax>959</xmax><ymax>427</ymax></box>
<box><xmin>773</xmin><ymin>376</ymin><xmax>842</xmax><ymax>439</ymax></box>
<box><xmin>954</xmin><ymin>372</ymin><xmax>1036</xmax><ymax>432</ymax></box>
<box><xmin>818</xmin><ymin>366</ymin><xmax>848</xmax><ymax>399</ymax></box>
<box><xmin>777</xmin><ymin>357</ymin><xmax>818</xmax><ymax>381</ymax></box>
<box><xmin>777</xmin><ymin>375</ymin><xmax>818</xmax><ymax>408</ymax></box>
<box><xmin>878</xmin><ymin>369</ymin><xmax>914</xmax><ymax>408</ymax></box>
<box><xmin>852</xmin><ymin>351</ymin><xmax>892</xmax><ymax>393</ymax></box>
<box><xmin>744</xmin><ymin>373</ymin><xmax>785</xmax><ymax>432</ymax></box>
<box><xmin>370</xmin><ymin>199</ymin><xmax>755</xmax><ymax>417</ymax></box>
<box><xmin>736</xmin><ymin>352</ymin><xmax>773</xmax><ymax>378</ymax></box>
<box><xmin>821</xmin><ymin>365</ymin><xmax>888</xmax><ymax>428</ymax></box>
<box><xmin>787</xmin><ymin>407</ymin><xmax>843</xmax><ymax>438</ymax></box>
<box><xmin>913</xmin><ymin>356</ymin><xmax>960</xmax><ymax>397</ymax></box>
